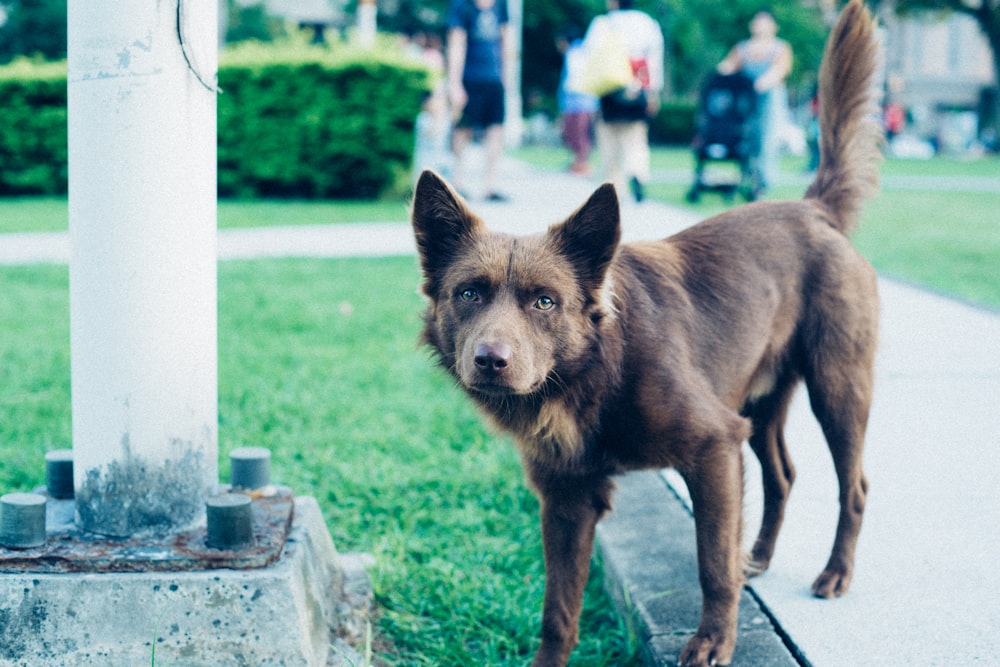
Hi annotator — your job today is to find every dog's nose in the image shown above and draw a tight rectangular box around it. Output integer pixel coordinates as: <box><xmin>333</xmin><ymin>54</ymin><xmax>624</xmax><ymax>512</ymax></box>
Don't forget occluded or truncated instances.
<box><xmin>474</xmin><ymin>342</ymin><xmax>512</xmax><ymax>374</ymax></box>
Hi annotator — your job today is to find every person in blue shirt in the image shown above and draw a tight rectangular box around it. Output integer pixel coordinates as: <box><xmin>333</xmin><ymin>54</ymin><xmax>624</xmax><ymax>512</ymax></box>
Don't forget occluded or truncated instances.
<box><xmin>446</xmin><ymin>0</ymin><xmax>512</xmax><ymax>201</ymax></box>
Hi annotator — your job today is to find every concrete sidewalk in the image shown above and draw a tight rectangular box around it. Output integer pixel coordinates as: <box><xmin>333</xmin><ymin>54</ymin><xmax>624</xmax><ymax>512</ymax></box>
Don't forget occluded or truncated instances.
<box><xmin>3</xmin><ymin>156</ymin><xmax>997</xmax><ymax>665</ymax></box>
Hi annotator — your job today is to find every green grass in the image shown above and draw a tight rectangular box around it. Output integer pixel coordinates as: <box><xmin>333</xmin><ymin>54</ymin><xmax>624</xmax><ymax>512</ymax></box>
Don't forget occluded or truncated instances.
<box><xmin>216</xmin><ymin>199</ymin><xmax>411</xmax><ymax>229</ymax></box>
<box><xmin>0</xmin><ymin>198</ymin><xmax>412</xmax><ymax>234</ymax></box>
<box><xmin>853</xmin><ymin>190</ymin><xmax>1000</xmax><ymax>306</ymax></box>
<box><xmin>877</xmin><ymin>154</ymin><xmax>1000</xmax><ymax>178</ymax></box>
<box><xmin>517</xmin><ymin>145</ymin><xmax>1000</xmax><ymax>309</ymax></box>
<box><xmin>0</xmin><ymin>198</ymin><xmax>70</xmax><ymax>234</ymax></box>
<box><xmin>0</xmin><ymin>266</ymin><xmax>71</xmax><ymax>490</ymax></box>
<box><xmin>9</xmin><ymin>149</ymin><xmax>997</xmax><ymax>308</ymax></box>
<box><xmin>0</xmin><ymin>257</ymin><xmax>640</xmax><ymax>666</ymax></box>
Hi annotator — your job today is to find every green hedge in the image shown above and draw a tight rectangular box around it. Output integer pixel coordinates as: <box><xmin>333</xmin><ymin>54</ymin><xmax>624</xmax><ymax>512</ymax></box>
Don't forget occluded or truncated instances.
<box><xmin>0</xmin><ymin>43</ymin><xmax>430</xmax><ymax>199</ymax></box>
<box><xmin>218</xmin><ymin>41</ymin><xmax>430</xmax><ymax>198</ymax></box>
<box><xmin>0</xmin><ymin>60</ymin><xmax>68</xmax><ymax>195</ymax></box>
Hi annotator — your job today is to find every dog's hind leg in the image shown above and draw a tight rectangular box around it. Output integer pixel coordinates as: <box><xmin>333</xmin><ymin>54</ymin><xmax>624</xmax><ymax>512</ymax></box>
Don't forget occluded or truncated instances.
<box><xmin>744</xmin><ymin>378</ymin><xmax>799</xmax><ymax>577</ymax></box>
<box><xmin>804</xmin><ymin>350</ymin><xmax>874</xmax><ymax>599</ymax></box>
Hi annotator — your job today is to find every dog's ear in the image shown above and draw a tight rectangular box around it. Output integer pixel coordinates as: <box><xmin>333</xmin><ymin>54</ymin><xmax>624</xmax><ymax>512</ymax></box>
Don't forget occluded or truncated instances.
<box><xmin>411</xmin><ymin>170</ymin><xmax>484</xmax><ymax>294</ymax></box>
<box><xmin>549</xmin><ymin>182</ymin><xmax>621</xmax><ymax>292</ymax></box>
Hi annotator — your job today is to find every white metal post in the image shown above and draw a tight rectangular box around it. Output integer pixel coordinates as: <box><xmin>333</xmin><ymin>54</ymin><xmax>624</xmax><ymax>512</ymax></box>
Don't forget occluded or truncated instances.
<box><xmin>67</xmin><ymin>1</ymin><xmax>219</xmax><ymax>536</ymax></box>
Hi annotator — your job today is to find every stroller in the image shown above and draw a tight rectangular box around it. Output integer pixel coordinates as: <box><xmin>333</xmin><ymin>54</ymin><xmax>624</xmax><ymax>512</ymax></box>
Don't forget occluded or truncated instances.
<box><xmin>686</xmin><ymin>72</ymin><xmax>762</xmax><ymax>203</ymax></box>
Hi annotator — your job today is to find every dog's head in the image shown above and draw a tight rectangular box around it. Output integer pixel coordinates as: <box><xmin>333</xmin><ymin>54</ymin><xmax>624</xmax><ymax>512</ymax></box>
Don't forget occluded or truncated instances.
<box><xmin>411</xmin><ymin>170</ymin><xmax>621</xmax><ymax>398</ymax></box>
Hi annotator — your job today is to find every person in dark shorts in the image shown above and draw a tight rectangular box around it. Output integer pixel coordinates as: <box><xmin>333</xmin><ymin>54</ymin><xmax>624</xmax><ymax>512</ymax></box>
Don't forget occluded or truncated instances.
<box><xmin>447</xmin><ymin>0</ymin><xmax>512</xmax><ymax>201</ymax></box>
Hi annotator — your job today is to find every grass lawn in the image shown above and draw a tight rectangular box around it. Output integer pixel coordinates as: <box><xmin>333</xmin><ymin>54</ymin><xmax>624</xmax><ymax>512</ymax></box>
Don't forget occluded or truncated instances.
<box><xmin>854</xmin><ymin>190</ymin><xmax>1000</xmax><ymax>306</ymax></box>
<box><xmin>518</xmin><ymin>144</ymin><xmax>1000</xmax><ymax>309</ymax></box>
<box><xmin>6</xmin><ymin>148</ymin><xmax>997</xmax><ymax>308</ymax></box>
<box><xmin>0</xmin><ymin>198</ymin><xmax>412</xmax><ymax>234</ymax></box>
<box><xmin>0</xmin><ymin>258</ymin><xmax>640</xmax><ymax>666</ymax></box>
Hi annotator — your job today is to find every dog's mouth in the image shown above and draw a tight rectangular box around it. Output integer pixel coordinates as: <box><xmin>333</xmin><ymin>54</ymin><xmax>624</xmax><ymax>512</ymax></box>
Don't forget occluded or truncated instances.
<box><xmin>467</xmin><ymin>378</ymin><xmax>545</xmax><ymax>397</ymax></box>
<box><xmin>469</xmin><ymin>382</ymin><xmax>517</xmax><ymax>397</ymax></box>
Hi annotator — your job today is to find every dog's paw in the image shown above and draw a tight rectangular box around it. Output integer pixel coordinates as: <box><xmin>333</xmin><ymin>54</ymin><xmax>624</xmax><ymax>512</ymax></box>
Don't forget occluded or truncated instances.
<box><xmin>743</xmin><ymin>552</ymin><xmax>770</xmax><ymax>579</ymax></box>
<box><xmin>811</xmin><ymin>565</ymin><xmax>853</xmax><ymax>598</ymax></box>
<box><xmin>678</xmin><ymin>631</ymin><xmax>735</xmax><ymax>667</ymax></box>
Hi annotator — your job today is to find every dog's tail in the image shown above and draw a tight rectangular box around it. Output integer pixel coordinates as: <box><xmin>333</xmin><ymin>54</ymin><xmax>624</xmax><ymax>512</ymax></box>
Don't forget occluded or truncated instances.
<box><xmin>804</xmin><ymin>0</ymin><xmax>884</xmax><ymax>235</ymax></box>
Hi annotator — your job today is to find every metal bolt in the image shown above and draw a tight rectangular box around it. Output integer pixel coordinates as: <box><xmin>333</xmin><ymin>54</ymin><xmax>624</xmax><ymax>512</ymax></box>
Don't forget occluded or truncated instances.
<box><xmin>230</xmin><ymin>447</ymin><xmax>271</xmax><ymax>491</ymax></box>
<box><xmin>45</xmin><ymin>449</ymin><xmax>75</xmax><ymax>499</ymax></box>
<box><xmin>1</xmin><ymin>492</ymin><xmax>47</xmax><ymax>549</ymax></box>
<box><xmin>205</xmin><ymin>493</ymin><xmax>255</xmax><ymax>550</ymax></box>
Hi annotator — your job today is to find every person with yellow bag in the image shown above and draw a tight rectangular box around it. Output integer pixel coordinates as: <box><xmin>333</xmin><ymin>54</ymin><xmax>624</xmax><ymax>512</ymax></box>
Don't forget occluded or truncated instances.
<box><xmin>574</xmin><ymin>0</ymin><xmax>664</xmax><ymax>203</ymax></box>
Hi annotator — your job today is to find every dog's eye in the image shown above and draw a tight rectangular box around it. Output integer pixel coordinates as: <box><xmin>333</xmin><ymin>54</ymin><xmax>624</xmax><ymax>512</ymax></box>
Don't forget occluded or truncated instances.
<box><xmin>460</xmin><ymin>288</ymin><xmax>479</xmax><ymax>302</ymax></box>
<box><xmin>534</xmin><ymin>296</ymin><xmax>555</xmax><ymax>311</ymax></box>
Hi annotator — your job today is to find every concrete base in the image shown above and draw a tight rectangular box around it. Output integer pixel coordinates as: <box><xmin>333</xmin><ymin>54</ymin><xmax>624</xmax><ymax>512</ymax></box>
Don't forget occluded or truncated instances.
<box><xmin>0</xmin><ymin>496</ymin><xmax>368</xmax><ymax>666</ymax></box>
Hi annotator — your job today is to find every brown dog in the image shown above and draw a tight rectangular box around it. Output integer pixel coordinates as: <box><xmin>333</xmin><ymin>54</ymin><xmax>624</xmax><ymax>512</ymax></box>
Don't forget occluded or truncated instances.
<box><xmin>411</xmin><ymin>1</ymin><xmax>882</xmax><ymax>664</ymax></box>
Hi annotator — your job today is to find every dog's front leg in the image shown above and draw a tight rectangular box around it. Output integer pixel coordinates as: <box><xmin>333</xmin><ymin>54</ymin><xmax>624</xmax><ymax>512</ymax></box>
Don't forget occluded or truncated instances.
<box><xmin>678</xmin><ymin>442</ymin><xmax>745</xmax><ymax>667</ymax></box>
<box><xmin>531</xmin><ymin>477</ymin><xmax>613</xmax><ymax>667</ymax></box>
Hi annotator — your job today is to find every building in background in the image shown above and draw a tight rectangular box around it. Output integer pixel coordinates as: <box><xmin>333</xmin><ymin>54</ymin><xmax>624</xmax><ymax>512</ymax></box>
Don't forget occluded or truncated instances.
<box><xmin>879</xmin><ymin>2</ymin><xmax>995</xmax><ymax>151</ymax></box>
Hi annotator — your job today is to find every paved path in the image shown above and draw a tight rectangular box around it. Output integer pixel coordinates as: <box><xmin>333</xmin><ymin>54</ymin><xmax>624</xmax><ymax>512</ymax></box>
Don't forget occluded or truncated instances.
<box><xmin>0</xmin><ymin>161</ymin><xmax>698</xmax><ymax>265</ymax></box>
<box><xmin>3</xmin><ymin>156</ymin><xmax>998</xmax><ymax>665</ymax></box>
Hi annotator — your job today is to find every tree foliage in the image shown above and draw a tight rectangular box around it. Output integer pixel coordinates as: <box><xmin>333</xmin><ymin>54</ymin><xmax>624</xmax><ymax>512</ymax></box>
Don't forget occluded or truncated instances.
<box><xmin>0</xmin><ymin>0</ymin><xmax>67</xmax><ymax>64</ymax></box>
<box><xmin>226</xmin><ymin>1</ymin><xmax>289</xmax><ymax>44</ymax></box>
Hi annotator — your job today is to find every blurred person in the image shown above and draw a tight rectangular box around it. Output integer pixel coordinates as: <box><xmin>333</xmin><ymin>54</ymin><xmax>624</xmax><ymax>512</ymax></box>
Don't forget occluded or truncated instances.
<box><xmin>412</xmin><ymin>32</ymin><xmax>453</xmax><ymax>181</ymax></box>
<box><xmin>583</xmin><ymin>0</ymin><xmax>664</xmax><ymax>203</ymax></box>
<box><xmin>718</xmin><ymin>9</ymin><xmax>792</xmax><ymax>194</ymax></box>
<box><xmin>414</xmin><ymin>89</ymin><xmax>454</xmax><ymax>183</ymax></box>
<box><xmin>446</xmin><ymin>0</ymin><xmax>513</xmax><ymax>201</ymax></box>
<box><xmin>806</xmin><ymin>86</ymin><xmax>820</xmax><ymax>172</ymax></box>
<box><xmin>883</xmin><ymin>99</ymin><xmax>905</xmax><ymax>141</ymax></box>
<box><xmin>558</xmin><ymin>26</ymin><xmax>598</xmax><ymax>176</ymax></box>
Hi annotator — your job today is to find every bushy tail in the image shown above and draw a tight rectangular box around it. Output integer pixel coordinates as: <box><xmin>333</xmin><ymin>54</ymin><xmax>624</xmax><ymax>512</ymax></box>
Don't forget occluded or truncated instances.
<box><xmin>804</xmin><ymin>0</ymin><xmax>884</xmax><ymax>235</ymax></box>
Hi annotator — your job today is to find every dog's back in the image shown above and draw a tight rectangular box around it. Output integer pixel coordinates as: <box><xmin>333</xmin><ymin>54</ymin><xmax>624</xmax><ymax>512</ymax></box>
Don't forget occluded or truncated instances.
<box><xmin>645</xmin><ymin>0</ymin><xmax>883</xmax><ymax>416</ymax></box>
